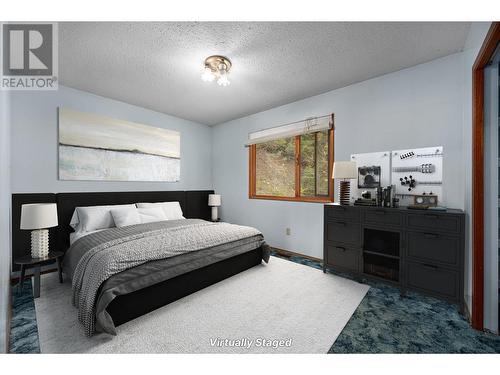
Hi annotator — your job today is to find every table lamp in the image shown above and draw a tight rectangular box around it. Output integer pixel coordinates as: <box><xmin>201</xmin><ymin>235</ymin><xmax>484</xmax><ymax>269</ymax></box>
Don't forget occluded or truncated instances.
<box><xmin>208</xmin><ymin>194</ymin><xmax>221</xmax><ymax>222</ymax></box>
<box><xmin>333</xmin><ymin>161</ymin><xmax>357</xmax><ymax>205</ymax></box>
<box><xmin>20</xmin><ymin>203</ymin><xmax>58</xmax><ymax>258</ymax></box>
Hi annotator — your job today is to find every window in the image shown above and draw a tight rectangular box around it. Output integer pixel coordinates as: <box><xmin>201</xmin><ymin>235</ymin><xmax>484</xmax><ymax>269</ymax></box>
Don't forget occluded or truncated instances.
<box><xmin>249</xmin><ymin>129</ymin><xmax>334</xmax><ymax>202</ymax></box>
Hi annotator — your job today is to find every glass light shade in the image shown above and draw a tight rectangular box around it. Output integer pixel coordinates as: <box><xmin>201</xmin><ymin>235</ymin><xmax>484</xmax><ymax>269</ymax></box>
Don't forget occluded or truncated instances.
<box><xmin>201</xmin><ymin>67</ymin><xmax>215</xmax><ymax>82</ymax></box>
<box><xmin>217</xmin><ymin>73</ymin><xmax>230</xmax><ymax>86</ymax></box>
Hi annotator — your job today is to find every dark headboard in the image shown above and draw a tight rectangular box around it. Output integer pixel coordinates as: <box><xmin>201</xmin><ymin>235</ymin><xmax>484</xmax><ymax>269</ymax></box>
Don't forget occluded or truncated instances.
<box><xmin>11</xmin><ymin>190</ymin><xmax>214</xmax><ymax>270</ymax></box>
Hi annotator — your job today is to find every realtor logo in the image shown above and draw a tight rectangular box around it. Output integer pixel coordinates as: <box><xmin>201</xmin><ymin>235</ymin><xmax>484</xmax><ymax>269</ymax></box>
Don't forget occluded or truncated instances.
<box><xmin>1</xmin><ymin>23</ymin><xmax>58</xmax><ymax>90</ymax></box>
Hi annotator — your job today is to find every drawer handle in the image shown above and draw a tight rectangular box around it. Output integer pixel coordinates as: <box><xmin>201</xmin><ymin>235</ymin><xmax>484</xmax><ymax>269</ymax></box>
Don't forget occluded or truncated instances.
<box><xmin>334</xmin><ymin>221</ymin><xmax>347</xmax><ymax>226</ymax></box>
<box><xmin>375</xmin><ymin>210</ymin><xmax>386</xmax><ymax>215</ymax></box>
<box><xmin>424</xmin><ymin>214</ymin><xmax>439</xmax><ymax>219</ymax></box>
<box><xmin>422</xmin><ymin>263</ymin><xmax>438</xmax><ymax>271</ymax></box>
<box><xmin>335</xmin><ymin>246</ymin><xmax>347</xmax><ymax>252</ymax></box>
<box><xmin>424</xmin><ymin>233</ymin><xmax>439</xmax><ymax>239</ymax></box>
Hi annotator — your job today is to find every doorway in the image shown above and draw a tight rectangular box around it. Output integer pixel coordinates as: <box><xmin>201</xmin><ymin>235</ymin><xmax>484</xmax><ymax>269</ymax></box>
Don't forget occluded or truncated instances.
<box><xmin>483</xmin><ymin>47</ymin><xmax>499</xmax><ymax>332</ymax></box>
<box><xmin>472</xmin><ymin>22</ymin><xmax>500</xmax><ymax>331</ymax></box>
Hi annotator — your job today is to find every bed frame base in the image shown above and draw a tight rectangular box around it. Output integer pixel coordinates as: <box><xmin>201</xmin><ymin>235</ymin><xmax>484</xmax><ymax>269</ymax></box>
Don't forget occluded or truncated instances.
<box><xmin>107</xmin><ymin>247</ymin><xmax>264</xmax><ymax>327</ymax></box>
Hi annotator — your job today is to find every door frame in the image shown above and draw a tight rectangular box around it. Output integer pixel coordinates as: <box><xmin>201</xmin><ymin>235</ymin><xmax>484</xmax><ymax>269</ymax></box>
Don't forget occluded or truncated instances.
<box><xmin>472</xmin><ymin>22</ymin><xmax>500</xmax><ymax>331</ymax></box>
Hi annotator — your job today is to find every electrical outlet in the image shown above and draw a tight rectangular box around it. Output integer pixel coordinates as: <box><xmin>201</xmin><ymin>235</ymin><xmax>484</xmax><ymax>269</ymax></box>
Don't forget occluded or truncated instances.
<box><xmin>285</xmin><ymin>228</ymin><xmax>291</xmax><ymax>235</ymax></box>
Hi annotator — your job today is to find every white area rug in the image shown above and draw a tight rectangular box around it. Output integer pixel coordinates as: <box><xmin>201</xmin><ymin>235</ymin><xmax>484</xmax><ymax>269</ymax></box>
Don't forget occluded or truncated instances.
<box><xmin>35</xmin><ymin>256</ymin><xmax>369</xmax><ymax>353</ymax></box>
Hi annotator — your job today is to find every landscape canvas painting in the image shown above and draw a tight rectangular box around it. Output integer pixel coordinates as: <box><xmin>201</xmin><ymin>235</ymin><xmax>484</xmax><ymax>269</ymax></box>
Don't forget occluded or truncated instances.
<box><xmin>58</xmin><ymin>108</ymin><xmax>180</xmax><ymax>181</ymax></box>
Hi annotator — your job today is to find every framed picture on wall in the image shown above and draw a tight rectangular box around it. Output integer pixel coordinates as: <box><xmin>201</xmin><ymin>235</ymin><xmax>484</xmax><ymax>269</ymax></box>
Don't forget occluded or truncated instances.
<box><xmin>357</xmin><ymin>166</ymin><xmax>381</xmax><ymax>188</ymax></box>
<box><xmin>58</xmin><ymin>108</ymin><xmax>181</xmax><ymax>182</ymax></box>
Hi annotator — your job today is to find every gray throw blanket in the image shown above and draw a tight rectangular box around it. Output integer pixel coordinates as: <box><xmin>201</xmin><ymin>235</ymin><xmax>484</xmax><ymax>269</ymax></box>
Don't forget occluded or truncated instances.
<box><xmin>70</xmin><ymin>219</ymin><xmax>265</xmax><ymax>336</ymax></box>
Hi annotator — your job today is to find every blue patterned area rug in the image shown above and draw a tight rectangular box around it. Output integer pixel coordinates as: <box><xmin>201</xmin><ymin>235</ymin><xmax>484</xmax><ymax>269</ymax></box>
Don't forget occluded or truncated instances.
<box><xmin>9</xmin><ymin>253</ymin><xmax>500</xmax><ymax>353</ymax></box>
<box><xmin>271</xmin><ymin>251</ymin><xmax>500</xmax><ymax>353</ymax></box>
<box><xmin>9</xmin><ymin>279</ymin><xmax>40</xmax><ymax>353</ymax></box>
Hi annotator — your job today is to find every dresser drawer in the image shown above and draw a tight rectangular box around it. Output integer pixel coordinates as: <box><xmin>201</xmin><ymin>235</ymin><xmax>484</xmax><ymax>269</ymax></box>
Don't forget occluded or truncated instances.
<box><xmin>325</xmin><ymin>220</ymin><xmax>361</xmax><ymax>245</ymax></box>
<box><xmin>364</xmin><ymin>209</ymin><xmax>403</xmax><ymax>226</ymax></box>
<box><xmin>406</xmin><ymin>262</ymin><xmax>459</xmax><ymax>300</ymax></box>
<box><xmin>325</xmin><ymin>205</ymin><xmax>360</xmax><ymax>222</ymax></box>
<box><xmin>326</xmin><ymin>244</ymin><xmax>360</xmax><ymax>272</ymax></box>
<box><xmin>407</xmin><ymin>231</ymin><xmax>459</xmax><ymax>267</ymax></box>
<box><xmin>407</xmin><ymin>213</ymin><xmax>460</xmax><ymax>233</ymax></box>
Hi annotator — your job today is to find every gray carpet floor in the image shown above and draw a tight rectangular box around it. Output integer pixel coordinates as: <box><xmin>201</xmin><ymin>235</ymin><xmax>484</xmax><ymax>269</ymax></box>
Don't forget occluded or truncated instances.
<box><xmin>33</xmin><ymin>256</ymin><xmax>369</xmax><ymax>353</ymax></box>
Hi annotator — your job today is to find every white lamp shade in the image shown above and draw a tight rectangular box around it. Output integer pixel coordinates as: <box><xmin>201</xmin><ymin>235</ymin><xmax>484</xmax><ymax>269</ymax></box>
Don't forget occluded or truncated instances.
<box><xmin>333</xmin><ymin>161</ymin><xmax>357</xmax><ymax>179</ymax></box>
<box><xmin>20</xmin><ymin>203</ymin><xmax>58</xmax><ymax>230</ymax></box>
<box><xmin>208</xmin><ymin>194</ymin><xmax>221</xmax><ymax>207</ymax></box>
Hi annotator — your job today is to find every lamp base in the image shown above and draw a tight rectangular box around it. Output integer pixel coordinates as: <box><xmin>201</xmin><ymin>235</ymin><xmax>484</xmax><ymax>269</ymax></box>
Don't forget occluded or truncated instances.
<box><xmin>211</xmin><ymin>206</ymin><xmax>219</xmax><ymax>222</ymax></box>
<box><xmin>31</xmin><ymin>229</ymin><xmax>49</xmax><ymax>258</ymax></box>
<box><xmin>339</xmin><ymin>180</ymin><xmax>351</xmax><ymax>205</ymax></box>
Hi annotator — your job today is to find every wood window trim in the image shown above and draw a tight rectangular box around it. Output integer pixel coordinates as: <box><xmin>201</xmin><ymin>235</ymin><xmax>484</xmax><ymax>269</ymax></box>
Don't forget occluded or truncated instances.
<box><xmin>471</xmin><ymin>22</ymin><xmax>500</xmax><ymax>331</ymax></box>
<box><xmin>249</xmin><ymin>128</ymin><xmax>334</xmax><ymax>203</ymax></box>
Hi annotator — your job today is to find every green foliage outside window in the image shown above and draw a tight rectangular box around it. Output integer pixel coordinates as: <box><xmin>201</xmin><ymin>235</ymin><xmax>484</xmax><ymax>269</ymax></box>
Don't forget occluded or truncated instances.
<box><xmin>256</xmin><ymin>137</ymin><xmax>295</xmax><ymax>197</ymax></box>
<box><xmin>255</xmin><ymin>130</ymin><xmax>330</xmax><ymax>198</ymax></box>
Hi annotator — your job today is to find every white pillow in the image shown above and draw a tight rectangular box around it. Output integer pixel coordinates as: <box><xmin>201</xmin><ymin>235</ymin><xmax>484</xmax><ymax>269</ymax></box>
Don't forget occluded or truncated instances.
<box><xmin>137</xmin><ymin>207</ymin><xmax>167</xmax><ymax>223</ymax></box>
<box><xmin>70</xmin><ymin>204</ymin><xmax>136</xmax><ymax>232</ymax></box>
<box><xmin>110</xmin><ymin>207</ymin><xmax>141</xmax><ymax>227</ymax></box>
<box><xmin>110</xmin><ymin>207</ymin><xmax>167</xmax><ymax>227</ymax></box>
<box><xmin>136</xmin><ymin>201</ymin><xmax>184</xmax><ymax>220</ymax></box>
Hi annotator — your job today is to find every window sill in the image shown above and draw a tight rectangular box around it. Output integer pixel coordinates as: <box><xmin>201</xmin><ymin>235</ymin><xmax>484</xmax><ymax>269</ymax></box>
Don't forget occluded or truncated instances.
<box><xmin>249</xmin><ymin>195</ymin><xmax>334</xmax><ymax>204</ymax></box>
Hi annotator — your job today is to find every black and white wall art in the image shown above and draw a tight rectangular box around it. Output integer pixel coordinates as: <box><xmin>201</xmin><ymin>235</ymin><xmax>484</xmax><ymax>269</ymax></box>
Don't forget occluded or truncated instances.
<box><xmin>350</xmin><ymin>151</ymin><xmax>391</xmax><ymax>198</ymax></box>
<box><xmin>357</xmin><ymin>166</ymin><xmax>381</xmax><ymax>188</ymax></box>
<box><xmin>391</xmin><ymin>146</ymin><xmax>443</xmax><ymax>205</ymax></box>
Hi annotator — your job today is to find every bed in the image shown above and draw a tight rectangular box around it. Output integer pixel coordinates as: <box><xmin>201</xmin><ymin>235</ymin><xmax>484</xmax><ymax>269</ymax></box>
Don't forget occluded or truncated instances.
<box><xmin>11</xmin><ymin>191</ymin><xmax>269</xmax><ymax>336</ymax></box>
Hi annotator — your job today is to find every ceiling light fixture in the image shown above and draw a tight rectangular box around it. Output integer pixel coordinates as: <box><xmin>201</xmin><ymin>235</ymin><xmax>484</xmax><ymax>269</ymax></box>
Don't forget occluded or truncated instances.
<box><xmin>201</xmin><ymin>55</ymin><xmax>232</xmax><ymax>86</ymax></box>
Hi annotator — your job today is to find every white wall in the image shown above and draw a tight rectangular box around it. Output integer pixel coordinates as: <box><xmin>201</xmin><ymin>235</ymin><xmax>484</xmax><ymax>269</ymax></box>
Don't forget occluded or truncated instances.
<box><xmin>213</xmin><ymin>52</ymin><xmax>466</xmax><ymax>260</ymax></box>
<box><xmin>0</xmin><ymin>91</ymin><xmax>11</xmax><ymax>353</ymax></box>
<box><xmin>9</xmin><ymin>85</ymin><xmax>213</xmax><ymax>193</ymax></box>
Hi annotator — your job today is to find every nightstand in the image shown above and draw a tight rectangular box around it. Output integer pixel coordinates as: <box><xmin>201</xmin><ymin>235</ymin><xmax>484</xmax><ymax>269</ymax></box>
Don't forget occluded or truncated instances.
<box><xmin>14</xmin><ymin>251</ymin><xmax>64</xmax><ymax>298</ymax></box>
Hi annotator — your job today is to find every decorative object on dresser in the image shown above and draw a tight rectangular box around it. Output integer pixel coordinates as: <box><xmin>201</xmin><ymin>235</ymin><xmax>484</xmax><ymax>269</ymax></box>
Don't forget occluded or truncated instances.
<box><xmin>208</xmin><ymin>194</ymin><xmax>221</xmax><ymax>222</ymax></box>
<box><xmin>354</xmin><ymin>190</ymin><xmax>377</xmax><ymax>206</ymax></box>
<box><xmin>333</xmin><ymin>161</ymin><xmax>357</xmax><ymax>205</ymax></box>
<box><xmin>20</xmin><ymin>203</ymin><xmax>58</xmax><ymax>258</ymax></box>
<box><xmin>409</xmin><ymin>194</ymin><xmax>438</xmax><ymax>209</ymax></box>
<box><xmin>323</xmin><ymin>204</ymin><xmax>465</xmax><ymax>312</ymax></box>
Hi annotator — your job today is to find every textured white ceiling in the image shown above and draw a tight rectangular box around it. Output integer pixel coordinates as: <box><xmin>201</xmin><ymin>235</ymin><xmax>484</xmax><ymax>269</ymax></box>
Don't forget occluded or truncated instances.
<box><xmin>59</xmin><ymin>22</ymin><xmax>470</xmax><ymax>125</ymax></box>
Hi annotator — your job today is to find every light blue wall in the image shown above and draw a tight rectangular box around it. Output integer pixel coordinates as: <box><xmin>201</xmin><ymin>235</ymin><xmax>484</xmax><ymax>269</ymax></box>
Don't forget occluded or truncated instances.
<box><xmin>0</xmin><ymin>90</ymin><xmax>11</xmax><ymax>353</ymax></box>
<box><xmin>212</xmin><ymin>52</ymin><xmax>466</xmax><ymax>259</ymax></box>
<box><xmin>9</xmin><ymin>85</ymin><xmax>213</xmax><ymax>193</ymax></box>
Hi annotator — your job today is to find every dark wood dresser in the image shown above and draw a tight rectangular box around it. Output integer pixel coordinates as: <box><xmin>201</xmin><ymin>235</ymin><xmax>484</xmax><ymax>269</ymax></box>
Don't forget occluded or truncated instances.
<box><xmin>323</xmin><ymin>204</ymin><xmax>465</xmax><ymax>311</ymax></box>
